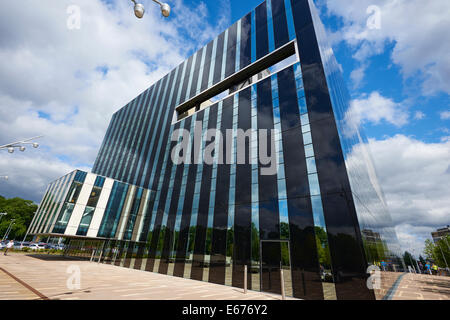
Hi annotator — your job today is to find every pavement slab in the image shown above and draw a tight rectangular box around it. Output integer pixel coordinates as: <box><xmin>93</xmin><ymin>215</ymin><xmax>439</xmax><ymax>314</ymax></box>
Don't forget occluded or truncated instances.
<box><xmin>390</xmin><ymin>272</ymin><xmax>450</xmax><ymax>300</ymax></box>
<box><xmin>2</xmin><ymin>253</ymin><xmax>448</xmax><ymax>300</ymax></box>
<box><xmin>0</xmin><ymin>253</ymin><xmax>297</xmax><ymax>300</ymax></box>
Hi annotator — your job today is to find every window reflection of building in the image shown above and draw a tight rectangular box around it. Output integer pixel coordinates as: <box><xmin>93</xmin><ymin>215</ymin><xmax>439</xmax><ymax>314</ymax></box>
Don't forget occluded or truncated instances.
<box><xmin>432</xmin><ymin>226</ymin><xmax>450</xmax><ymax>243</ymax></box>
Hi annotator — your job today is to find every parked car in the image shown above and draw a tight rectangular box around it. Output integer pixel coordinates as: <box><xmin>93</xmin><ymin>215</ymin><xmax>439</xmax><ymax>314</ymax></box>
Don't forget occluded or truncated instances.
<box><xmin>29</xmin><ymin>243</ymin><xmax>46</xmax><ymax>250</ymax></box>
<box><xmin>45</xmin><ymin>243</ymin><xmax>63</xmax><ymax>250</ymax></box>
<box><xmin>13</xmin><ymin>241</ymin><xmax>31</xmax><ymax>250</ymax></box>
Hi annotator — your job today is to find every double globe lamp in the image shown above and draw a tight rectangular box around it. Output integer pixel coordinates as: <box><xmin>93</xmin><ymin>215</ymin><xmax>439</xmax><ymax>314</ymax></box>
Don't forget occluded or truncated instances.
<box><xmin>131</xmin><ymin>0</ymin><xmax>171</xmax><ymax>19</ymax></box>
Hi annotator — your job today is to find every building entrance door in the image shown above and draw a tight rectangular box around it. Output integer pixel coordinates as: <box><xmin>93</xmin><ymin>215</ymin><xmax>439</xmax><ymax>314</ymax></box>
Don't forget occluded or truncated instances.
<box><xmin>260</xmin><ymin>240</ymin><xmax>292</xmax><ymax>296</ymax></box>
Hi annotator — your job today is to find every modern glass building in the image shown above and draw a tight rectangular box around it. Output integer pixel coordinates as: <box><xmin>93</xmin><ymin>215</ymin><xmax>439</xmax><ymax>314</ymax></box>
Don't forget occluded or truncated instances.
<box><xmin>27</xmin><ymin>0</ymin><xmax>404</xmax><ymax>300</ymax></box>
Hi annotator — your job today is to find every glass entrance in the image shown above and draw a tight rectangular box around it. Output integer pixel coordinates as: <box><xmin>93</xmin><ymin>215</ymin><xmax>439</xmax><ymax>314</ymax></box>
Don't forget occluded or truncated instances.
<box><xmin>260</xmin><ymin>240</ymin><xmax>292</xmax><ymax>296</ymax></box>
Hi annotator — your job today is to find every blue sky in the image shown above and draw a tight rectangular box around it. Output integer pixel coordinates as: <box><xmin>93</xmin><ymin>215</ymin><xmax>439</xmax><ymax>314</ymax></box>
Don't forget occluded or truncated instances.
<box><xmin>230</xmin><ymin>0</ymin><xmax>450</xmax><ymax>144</ymax></box>
<box><xmin>0</xmin><ymin>0</ymin><xmax>449</xmax><ymax>255</ymax></box>
<box><xmin>177</xmin><ymin>0</ymin><xmax>450</xmax><ymax>145</ymax></box>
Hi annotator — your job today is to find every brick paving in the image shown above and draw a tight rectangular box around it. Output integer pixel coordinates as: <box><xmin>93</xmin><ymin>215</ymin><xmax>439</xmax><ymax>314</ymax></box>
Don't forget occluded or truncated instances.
<box><xmin>390</xmin><ymin>272</ymin><xmax>450</xmax><ymax>300</ymax></box>
<box><xmin>0</xmin><ymin>253</ymin><xmax>297</xmax><ymax>300</ymax></box>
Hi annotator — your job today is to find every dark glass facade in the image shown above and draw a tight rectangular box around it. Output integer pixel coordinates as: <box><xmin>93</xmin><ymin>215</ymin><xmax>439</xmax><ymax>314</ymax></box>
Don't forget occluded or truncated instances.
<box><xmin>29</xmin><ymin>0</ymin><xmax>404</xmax><ymax>300</ymax></box>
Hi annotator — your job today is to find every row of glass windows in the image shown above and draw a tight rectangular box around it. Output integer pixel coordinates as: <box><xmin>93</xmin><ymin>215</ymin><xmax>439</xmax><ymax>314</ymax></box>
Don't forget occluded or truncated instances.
<box><xmin>64</xmin><ymin>65</ymin><xmax>323</xmax><ymax>293</ymax></box>
<box><xmin>52</xmin><ymin>179</ymin><xmax>83</xmax><ymax>234</ymax></box>
<box><xmin>59</xmin><ymin>56</ymin><xmax>343</xmax><ymax>302</ymax></box>
<box><xmin>127</xmin><ymin>63</ymin><xmax>302</xmax><ymax>292</ymax></box>
<box><xmin>184</xmin><ymin>109</ymin><xmax>210</xmax><ymax>277</ymax></box>
<box><xmin>293</xmin><ymin>62</ymin><xmax>336</xmax><ymax>297</ymax></box>
<box><xmin>97</xmin><ymin>181</ymin><xmax>129</xmax><ymax>238</ymax></box>
<box><xmin>75</xmin><ymin>181</ymin><xmax>104</xmax><ymax>236</ymax></box>
<box><xmin>152</xmin><ymin>119</ymin><xmax>188</xmax><ymax>271</ymax></box>
<box><xmin>30</xmin><ymin>171</ymin><xmax>76</xmax><ymax>235</ymax></box>
<box><xmin>168</xmin><ymin>113</ymin><xmax>199</xmax><ymax>274</ymax></box>
<box><xmin>92</xmin><ymin>0</ymin><xmax>297</xmax><ymax>192</ymax></box>
<box><xmin>139</xmin><ymin>64</ymin><xmax>182</xmax><ymax>190</ymax></box>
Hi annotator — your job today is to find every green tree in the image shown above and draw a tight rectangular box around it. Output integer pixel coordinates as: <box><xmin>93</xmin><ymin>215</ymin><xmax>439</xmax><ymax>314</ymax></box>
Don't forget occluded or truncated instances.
<box><xmin>314</xmin><ymin>226</ymin><xmax>331</xmax><ymax>267</ymax></box>
<box><xmin>0</xmin><ymin>195</ymin><xmax>38</xmax><ymax>240</ymax></box>
<box><xmin>424</xmin><ymin>236</ymin><xmax>450</xmax><ymax>268</ymax></box>
<box><xmin>424</xmin><ymin>239</ymin><xmax>435</xmax><ymax>261</ymax></box>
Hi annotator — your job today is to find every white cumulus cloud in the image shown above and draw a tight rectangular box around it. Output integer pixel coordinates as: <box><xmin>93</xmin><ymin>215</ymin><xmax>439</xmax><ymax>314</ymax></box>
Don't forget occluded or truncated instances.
<box><xmin>0</xmin><ymin>0</ymin><xmax>231</xmax><ymax>202</ymax></box>
<box><xmin>414</xmin><ymin>111</ymin><xmax>425</xmax><ymax>120</ymax></box>
<box><xmin>366</xmin><ymin>134</ymin><xmax>450</xmax><ymax>254</ymax></box>
<box><xmin>345</xmin><ymin>91</ymin><xmax>409</xmax><ymax>133</ymax></box>
<box><xmin>440</xmin><ymin>111</ymin><xmax>450</xmax><ymax>120</ymax></box>
<box><xmin>320</xmin><ymin>0</ymin><xmax>450</xmax><ymax>95</ymax></box>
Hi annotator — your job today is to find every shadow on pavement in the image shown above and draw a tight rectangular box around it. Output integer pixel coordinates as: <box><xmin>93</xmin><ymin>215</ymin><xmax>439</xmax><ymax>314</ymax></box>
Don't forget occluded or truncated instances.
<box><xmin>418</xmin><ymin>279</ymin><xmax>450</xmax><ymax>289</ymax></box>
<box><xmin>230</xmin><ymin>288</ymin><xmax>285</xmax><ymax>300</ymax></box>
<box><xmin>25</xmin><ymin>254</ymin><xmax>89</xmax><ymax>261</ymax></box>
<box><xmin>420</xmin><ymin>287</ymin><xmax>450</xmax><ymax>295</ymax></box>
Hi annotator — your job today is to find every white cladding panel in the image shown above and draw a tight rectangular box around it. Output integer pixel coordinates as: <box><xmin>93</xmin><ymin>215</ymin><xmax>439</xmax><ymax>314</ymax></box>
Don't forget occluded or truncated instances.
<box><xmin>96</xmin><ymin>178</ymin><xmax>114</xmax><ymax>209</ymax></box>
<box><xmin>64</xmin><ymin>174</ymin><xmax>96</xmax><ymax>235</ymax></box>
<box><xmin>84</xmin><ymin>172</ymin><xmax>97</xmax><ymax>186</ymax></box>
<box><xmin>65</xmin><ymin>203</ymin><xmax>86</xmax><ymax>235</ymax></box>
<box><xmin>86</xmin><ymin>178</ymin><xmax>114</xmax><ymax>238</ymax></box>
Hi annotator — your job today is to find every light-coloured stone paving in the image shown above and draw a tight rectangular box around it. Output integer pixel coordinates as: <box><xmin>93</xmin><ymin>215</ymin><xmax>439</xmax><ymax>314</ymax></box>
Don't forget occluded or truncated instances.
<box><xmin>3</xmin><ymin>253</ymin><xmax>447</xmax><ymax>300</ymax></box>
<box><xmin>0</xmin><ymin>253</ymin><xmax>297</xmax><ymax>300</ymax></box>
<box><xmin>390</xmin><ymin>272</ymin><xmax>450</xmax><ymax>300</ymax></box>
<box><xmin>0</xmin><ymin>268</ymin><xmax>42</xmax><ymax>300</ymax></box>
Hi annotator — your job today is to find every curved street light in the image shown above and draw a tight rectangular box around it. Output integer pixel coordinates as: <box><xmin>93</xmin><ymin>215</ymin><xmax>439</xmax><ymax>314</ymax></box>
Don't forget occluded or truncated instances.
<box><xmin>130</xmin><ymin>0</ymin><xmax>171</xmax><ymax>19</ymax></box>
<box><xmin>0</xmin><ymin>136</ymin><xmax>43</xmax><ymax>154</ymax></box>
<box><xmin>0</xmin><ymin>175</ymin><xmax>8</xmax><ymax>180</ymax></box>
<box><xmin>2</xmin><ymin>219</ymin><xmax>15</xmax><ymax>241</ymax></box>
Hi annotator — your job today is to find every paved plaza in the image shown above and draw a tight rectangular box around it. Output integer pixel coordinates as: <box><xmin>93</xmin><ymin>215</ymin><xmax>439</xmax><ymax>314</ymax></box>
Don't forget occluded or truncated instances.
<box><xmin>0</xmin><ymin>252</ymin><xmax>449</xmax><ymax>300</ymax></box>
<box><xmin>389</xmin><ymin>272</ymin><xmax>450</xmax><ymax>300</ymax></box>
<box><xmin>0</xmin><ymin>253</ymin><xmax>297</xmax><ymax>300</ymax></box>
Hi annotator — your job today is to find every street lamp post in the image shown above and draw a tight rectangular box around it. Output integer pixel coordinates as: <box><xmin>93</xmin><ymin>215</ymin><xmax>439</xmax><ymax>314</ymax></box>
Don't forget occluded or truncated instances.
<box><xmin>0</xmin><ymin>212</ymin><xmax>7</xmax><ymax>223</ymax></box>
<box><xmin>130</xmin><ymin>0</ymin><xmax>171</xmax><ymax>19</ymax></box>
<box><xmin>0</xmin><ymin>176</ymin><xmax>8</xmax><ymax>180</ymax></box>
<box><xmin>2</xmin><ymin>219</ymin><xmax>15</xmax><ymax>241</ymax></box>
<box><xmin>0</xmin><ymin>136</ymin><xmax>43</xmax><ymax>154</ymax></box>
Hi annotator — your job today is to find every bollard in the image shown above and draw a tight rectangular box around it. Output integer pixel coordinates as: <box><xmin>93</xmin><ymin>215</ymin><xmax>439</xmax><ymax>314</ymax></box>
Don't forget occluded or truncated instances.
<box><xmin>280</xmin><ymin>268</ymin><xmax>286</xmax><ymax>300</ymax></box>
<box><xmin>244</xmin><ymin>265</ymin><xmax>247</xmax><ymax>294</ymax></box>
